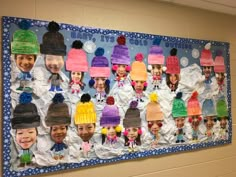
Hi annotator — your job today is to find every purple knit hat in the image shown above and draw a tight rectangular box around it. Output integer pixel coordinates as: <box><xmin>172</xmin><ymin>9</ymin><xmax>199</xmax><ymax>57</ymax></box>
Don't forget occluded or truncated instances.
<box><xmin>111</xmin><ymin>35</ymin><xmax>131</xmax><ymax>65</ymax></box>
<box><xmin>100</xmin><ymin>96</ymin><xmax>120</xmax><ymax>126</ymax></box>
<box><xmin>90</xmin><ymin>47</ymin><xmax>110</xmax><ymax>77</ymax></box>
<box><xmin>148</xmin><ymin>38</ymin><xmax>165</xmax><ymax>65</ymax></box>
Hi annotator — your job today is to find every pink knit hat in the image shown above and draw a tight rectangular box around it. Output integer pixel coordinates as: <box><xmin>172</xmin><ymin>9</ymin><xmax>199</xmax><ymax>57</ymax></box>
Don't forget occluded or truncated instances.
<box><xmin>89</xmin><ymin>47</ymin><xmax>110</xmax><ymax>78</ymax></box>
<box><xmin>214</xmin><ymin>50</ymin><xmax>225</xmax><ymax>73</ymax></box>
<box><xmin>200</xmin><ymin>43</ymin><xmax>214</xmax><ymax>66</ymax></box>
<box><xmin>166</xmin><ymin>48</ymin><xmax>180</xmax><ymax>74</ymax></box>
<box><xmin>66</xmin><ymin>40</ymin><xmax>88</xmax><ymax>72</ymax></box>
<box><xmin>187</xmin><ymin>91</ymin><xmax>202</xmax><ymax>116</ymax></box>
<box><xmin>148</xmin><ymin>38</ymin><xmax>164</xmax><ymax>65</ymax></box>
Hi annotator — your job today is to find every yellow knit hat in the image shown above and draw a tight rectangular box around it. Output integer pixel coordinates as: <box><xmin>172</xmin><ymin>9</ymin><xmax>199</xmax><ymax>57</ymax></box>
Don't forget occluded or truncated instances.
<box><xmin>130</xmin><ymin>53</ymin><xmax>148</xmax><ymax>81</ymax></box>
<box><xmin>74</xmin><ymin>94</ymin><xmax>97</xmax><ymax>124</ymax></box>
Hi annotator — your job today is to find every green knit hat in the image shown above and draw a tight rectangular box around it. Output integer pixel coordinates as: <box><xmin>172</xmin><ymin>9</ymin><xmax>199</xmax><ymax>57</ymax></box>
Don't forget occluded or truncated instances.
<box><xmin>11</xmin><ymin>20</ymin><xmax>40</xmax><ymax>55</ymax></box>
<box><xmin>172</xmin><ymin>92</ymin><xmax>187</xmax><ymax>118</ymax></box>
<box><xmin>216</xmin><ymin>96</ymin><xmax>228</xmax><ymax>119</ymax></box>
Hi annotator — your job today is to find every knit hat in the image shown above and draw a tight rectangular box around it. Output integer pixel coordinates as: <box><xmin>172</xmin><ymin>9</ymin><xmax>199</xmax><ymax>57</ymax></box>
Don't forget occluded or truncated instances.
<box><xmin>40</xmin><ymin>21</ymin><xmax>66</xmax><ymax>56</ymax></box>
<box><xmin>11</xmin><ymin>92</ymin><xmax>40</xmax><ymax>129</ymax></box>
<box><xmin>202</xmin><ymin>99</ymin><xmax>216</xmax><ymax>117</ymax></box>
<box><xmin>172</xmin><ymin>92</ymin><xmax>188</xmax><ymax>118</ymax></box>
<box><xmin>123</xmin><ymin>101</ymin><xmax>141</xmax><ymax>128</ymax></box>
<box><xmin>148</xmin><ymin>38</ymin><xmax>164</xmax><ymax>65</ymax></box>
<box><xmin>111</xmin><ymin>35</ymin><xmax>131</xmax><ymax>65</ymax></box>
<box><xmin>89</xmin><ymin>47</ymin><xmax>110</xmax><ymax>78</ymax></box>
<box><xmin>200</xmin><ymin>43</ymin><xmax>214</xmax><ymax>66</ymax></box>
<box><xmin>130</xmin><ymin>53</ymin><xmax>148</xmax><ymax>81</ymax></box>
<box><xmin>214</xmin><ymin>50</ymin><xmax>225</xmax><ymax>73</ymax></box>
<box><xmin>166</xmin><ymin>48</ymin><xmax>180</xmax><ymax>74</ymax></box>
<box><xmin>74</xmin><ymin>93</ymin><xmax>97</xmax><ymax>124</ymax></box>
<box><xmin>216</xmin><ymin>96</ymin><xmax>228</xmax><ymax>118</ymax></box>
<box><xmin>11</xmin><ymin>20</ymin><xmax>40</xmax><ymax>55</ymax></box>
<box><xmin>146</xmin><ymin>93</ymin><xmax>163</xmax><ymax>121</ymax></box>
<box><xmin>45</xmin><ymin>94</ymin><xmax>71</xmax><ymax>127</ymax></box>
<box><xmin>66</xmin><ymin>40</ymin><xmax>88</xmax><ymax>72</ymax></box>
<box><xmin>187</xmin><ymin>91</ymin><xmax>202</xmax><ymax>116</ymax></box>
<box><xmin>100</xmin><ymin>96</ymin><xmax>120</xmax><ymax>126</ymax></box>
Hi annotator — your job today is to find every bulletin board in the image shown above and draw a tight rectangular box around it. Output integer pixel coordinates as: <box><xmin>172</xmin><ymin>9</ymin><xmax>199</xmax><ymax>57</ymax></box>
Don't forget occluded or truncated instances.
<box><xmin>2</xmin><ymin>16</ymin><xmax>232</xmax><ymax>177</ymax></box>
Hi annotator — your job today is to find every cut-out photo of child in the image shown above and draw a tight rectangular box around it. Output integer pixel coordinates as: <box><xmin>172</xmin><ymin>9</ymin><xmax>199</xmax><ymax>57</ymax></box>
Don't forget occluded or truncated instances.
<box><xmin>111</xmin><ymin>35</ymin><xmax>131</xmax><ymax>87</ymax></box>
<box><xmin>130</xmin><ymin>53</ymin><xmax>148</xmax><ymax>102</ymax></box>
<box><xmin>200</xmin><ymin>43</ymin><xmax>214</xmax><ymax>86</ymax></box>
<box><xmin>214</xmin><ymin>50</ymin><xmax>226</xmax><ymax>92</ymax></box>
<box><xmin>11</xmin><ymin>20</ymin><xmax>40</xmax><ymax>92</ymax></box>
<box><xmin>202</xmin><ymin>98</ymin><xmax>217</xmax><ymax>141</ymax></box>
<box><xmin>100</xmin><ymin>96</ymin><xmax>122</xmax><ymax>147</ymax></box>
<box><xmin>40</xmin><ymin>21</ymin><xmax>67</xmax><ymax>92</ymax></box>
<box><xmin>216</xmin><ymin>96</ymin><xmax>229</xmax><ymax>140</ymax></box>
<box><xmin>74</xmin><ymin>93</ymin><xmax>97</xmax><ymax>157</ymax></box>
<box><xmin>89</xmin><ymin>48</ymin><xmax>110</xmax><ymax>103</ymax></box>
<box><xmin>147</xmin><ymin>38</ymin><xmax>166</xmax><ymax>91</ymax></box>
<box><xmin>172</xmin><ymin>92</ymin><xmax>187</xmax><ymax>143</ymax></box>
<box><xmin>123</xmin><ymin>101</ymin><xmax>142</xmax><ymax>152</ymax></box>
<box><xmin>187</xmin><ymin>91</ymin><xmax>202</xmax><ymax>142</ymax></box>
<box><xmin>146</xmin><ymin>93</ymin><xmax>164</xmax><ymax>148</ymax></box>
<box><xmin>45</xmin><ymin>93</ymin><xmax>71</xmax><ymax>160</ymax></box>
<box><xmin>66</xmin><ymin>40</ymin><xmax>88</xmax><ymax>94</ymax></box>
<box><xmin>11</xmin><ymin>92</ymin><xmax>40</xmax><ymax>168</ymax></box>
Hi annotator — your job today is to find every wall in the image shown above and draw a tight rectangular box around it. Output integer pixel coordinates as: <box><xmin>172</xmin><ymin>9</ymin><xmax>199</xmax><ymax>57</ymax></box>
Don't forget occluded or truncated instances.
<box><xmin>0</xmin><ymin>0</ymin><xmax>236</xmax><ymax>177</ymax></box>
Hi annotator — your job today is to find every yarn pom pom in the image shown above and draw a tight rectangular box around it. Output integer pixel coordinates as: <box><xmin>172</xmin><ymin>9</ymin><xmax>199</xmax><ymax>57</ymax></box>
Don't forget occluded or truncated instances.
<box><xmin>18</xmin><ymin>20</ymin><xmax>31</xmax><ymax>30</ymax></box>
<box><xmin>135</xmin><ymin>53</ymin><xmax>144</xmax><ymax>62</ymax></box>
<box><xmin>106</xmin><ymin>96</ymin><xmax>115</xmax><ymax>105</ymax></box>
<box><xmin>170</xmin><ymin>48</ymin><xmax>177</xmax><ymax>56</ymax></box>
<box><xmin>101</xmin><ymin>128</ymin><xmax>107</xmax><ymax>135</ymax></box>
<box><xmin>216</xmin><ymin>49</ymin><xmax>223</xmax><ymax>56</ymax></box>
<box><xmin>95</xmin><ymin>47</ymin><xmax>104</xmax><ymax>56</ymax></box>
<box><xmin>130</xmin><ymin>100</ymin><xmax>138</xmax><ymax>109</ymax></box>
<box><xmin>176</xmin><ymin>92</ymin><xmax>183</xmax><ymax>99</ymax></box>
<box><xmin>125</xmin><ymin>65</ymin><xmax>131</xmax><ymax>71</ymax></box>
<box><xmin>19</xmin><ymin>92</ymin><xmax>32</xmax><ymax>104</ymax></box>
<box><xmin>153</xmin><ymin>38</ymin><xmax>161</xmax><ymax>45</ymax></box>
<box><xmin>115</xmin><ymin>125</ymin><xmax>122</xmax><ymax>132</ymax></box>
<box><xmin>81</xmin><ymin>93</ymin><xmax>91</xmax><ymax>103</ymax></box>
<box><xmin>48</xmin><ymin>21</ymin><xmax>60</xmax><ymax>32</ymax></box>
<box><xmin>72</xmin><ymin>40</ymin><xmax>83</xmax><ymax>49</ymax></box>
<box><xmin>52</xmin><ymin>93</ymin><xmax>64</xmax><ymax>103</ymax></box>
<box><xmin>191</xmin><ymin>91</ymin><xmax>198</xmax><ymax>99</ymax></box>
<box><xmin>205</xmin><ymin>42</ymin><xmax>211</xmax><ymax>50</ymax></box>
<box><xmin>149</xmin><ymin>92</ymin><xmax>158</xmax><ymax>102</ymax></box>
<box><xmin>117</xmin><ymin>35</ymin><xmax>126</xmax><ymax>45</ymax></box>
<box><xmin>89</xmin><ymin>79</ymin><xmax>95</xmax><ymax>87</ymax></box>
<box><xmin>105</xmin><ymin>79</ymin><xmax>110</xmax><ymax>86</ymax></box>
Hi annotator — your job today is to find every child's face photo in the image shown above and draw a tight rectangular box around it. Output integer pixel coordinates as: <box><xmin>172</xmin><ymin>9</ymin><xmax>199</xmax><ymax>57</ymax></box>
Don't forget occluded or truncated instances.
<box><xmin>50</xmin><ymin>125</ymin><xmax>67</xmax><ymax>143</ymax></box>
<box><xmin>133</xmin><ymin>80</ymin><xmax>145</xmax><ymax>92</ymax></box>
<box><xmin>203</xmin><ymin>66</ymin><xmax>212</xmax><ymax>78</ymax></box>
<box><xmin>220</xmin><ymin>117</ymin><xmax>227</xmax><ymax>129</ymax></box>
<box><xmin>45</xmin><ymin>55</ymin><xmax>64</xmax><ymax>74</ymax></box>
<box><xmin>107</xmin><ymin>126</ymin><xmax>116</xmax><ymax>138</ymax></box>
<box><xmin>216</xmin><ymin>72</ymin><xmax>225</xmax><ymax>82</ymax></box>
<box><xmin>116</xmin><ymin>64</ymin><xmax>126</xmax><ymax>77</ymax></box>
<box><xmin>77</xmin><ymin>123</ymin><xmax>95</xmax><ymax>142</ymax></box>
<box><xmin>151</xmin><ymin>64</ymin><xmax>162</xmax><ymax>77</ymax></box>
<box><xmin>15</xmin><ymin>54</ymin><xmax>36</xmax><ymax>72</ymax></box>
<box><xmin>191</xmin><ymin>116</ymin><xmax>200</xmax><ymax>130</ymax></box>
<box><xmin>71</xmin><ymin>71</ymin><xmax>82</xmax><ymax>82</ymax></box>
<box><xmin>175</xmin><ymin>117</ymin><xmax>185</xmax><ymax>129</ymax></box>
<box><xmin>205</xmin><ymin>116</ymin><xmax>215</xmax><ymax>130</ymax></box>
<box><xmin>169</xmin><ymin>74</ymin><xmax>178</xmax><ymax>84</ymax></box>
<box><xmin>126</xmin><ymin>127</ymin><xmax>139</xmax><ymax>141</ymax></box>
<box><xmin>148</xmin><ymin>121</ymin><xmax>162</xmax><ymax>135</ymax></box>
<box><xmin>16</xmin><ymin>128</ymin><xmax>37</xmax><ymax>150</ymax></box>
<box><xmin>94</xmin><ymin>77</ymin><xmax>106</xmax><ymax>91</ymax></box>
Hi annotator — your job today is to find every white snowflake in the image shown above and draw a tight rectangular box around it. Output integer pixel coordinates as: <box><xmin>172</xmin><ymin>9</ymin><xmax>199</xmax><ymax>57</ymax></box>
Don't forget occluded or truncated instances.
<box><xmin>192</xmin><ymin>48</ymin><xmax>200</xmax><ymax>58</ymax></box>
<box><xmin>180</xmin><ymin>57</ymin><xmax>189</xmax><ymax>67</ymax></box>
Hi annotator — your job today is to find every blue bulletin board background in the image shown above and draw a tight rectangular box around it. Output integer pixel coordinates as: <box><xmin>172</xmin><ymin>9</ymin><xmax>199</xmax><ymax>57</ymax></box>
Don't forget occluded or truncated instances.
<box><xmin>1</xmin><ymin>16</ymin><xmax>232</xmax><ymax>177</ymax></box>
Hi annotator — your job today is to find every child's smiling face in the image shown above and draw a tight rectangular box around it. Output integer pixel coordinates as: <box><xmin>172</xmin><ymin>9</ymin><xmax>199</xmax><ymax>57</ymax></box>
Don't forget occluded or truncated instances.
<box><xmin>15</xmin><ymin>54</ymin><xmax>36</xmax><ymax>72</ymax></box>
<box><xmin>50</xmin><ymin>125</ymin><xmax>67</xmax><ymax>143</ymax></box>
<box><xmin>16</xmin><ymin>128</ymin><xmax>37</xmax><ymax>149</ymax></box>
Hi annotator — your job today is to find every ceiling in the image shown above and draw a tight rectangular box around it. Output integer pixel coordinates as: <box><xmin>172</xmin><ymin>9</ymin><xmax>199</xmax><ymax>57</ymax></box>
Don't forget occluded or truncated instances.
<box><xmin>160</xmin><ymin>0</ymin><xmax>236</xmax><ymax>16</ymax></box>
